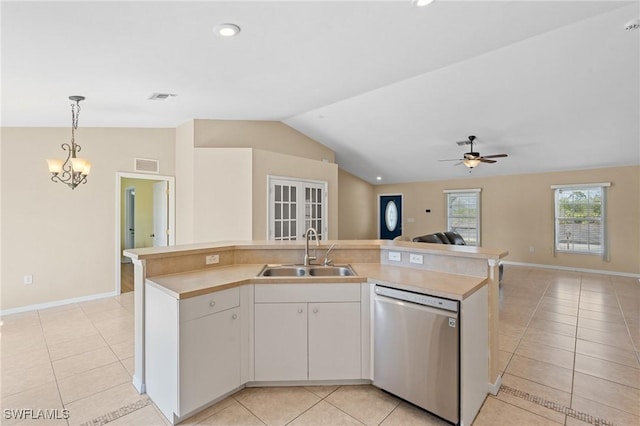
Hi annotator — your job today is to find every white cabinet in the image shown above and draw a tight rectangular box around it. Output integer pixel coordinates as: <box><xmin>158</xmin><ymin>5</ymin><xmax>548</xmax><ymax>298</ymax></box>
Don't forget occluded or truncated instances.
<box><xmin>253</xmin><ymin>284</ymin><xmax>362</xmax><ymax>382</ymax></box>
<box><xmin>308</xmin><ymin>302</ymin><xmax>361</xmax><ymax>380</ymax></box>
<box><xmin>179</xmin><ymin>306</ymin><xmax>241</xmax><ymax>415</ymax></box>
<box><xmin>254</xmin><ymin>303</ymin><xmax>307</xmax><ymax>381</ymax></box>
<box><xmin>145</xmin><ymin>284</ymin><xmax>243</xmax><ymax>424</ymax></box>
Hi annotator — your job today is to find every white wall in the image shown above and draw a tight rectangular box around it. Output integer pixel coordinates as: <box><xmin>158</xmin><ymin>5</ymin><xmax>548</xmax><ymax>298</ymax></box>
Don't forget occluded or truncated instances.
<box><xmin>1</xmin><ymin>127</ymin><xmax>175</xmax><ymax>311</ymax></box>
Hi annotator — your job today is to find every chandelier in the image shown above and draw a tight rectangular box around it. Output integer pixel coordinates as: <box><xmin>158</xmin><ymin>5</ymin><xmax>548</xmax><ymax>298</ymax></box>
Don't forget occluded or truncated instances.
<box><xmin>46</xmin><ymin>96</ymin><xmax>91</xmax><ymax>189</ymax></box>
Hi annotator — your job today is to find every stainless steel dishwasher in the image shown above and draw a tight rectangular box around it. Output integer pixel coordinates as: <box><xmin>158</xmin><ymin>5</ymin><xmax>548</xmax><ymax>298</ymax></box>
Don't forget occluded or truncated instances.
<box><xmin>373</xmin><ymin>285</ymin><xmax>460</xmax><ymax>425</ymax></box>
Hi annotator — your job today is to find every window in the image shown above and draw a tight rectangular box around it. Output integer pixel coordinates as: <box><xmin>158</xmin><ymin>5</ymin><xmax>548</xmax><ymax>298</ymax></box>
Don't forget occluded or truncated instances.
<box><xmin>268</xmin><ymin>177</ymin><xmax>327</xmax><ymax>240</ymax></box>
<box><xmin>444</xmin><ymin>189</ymin><xmax>481</xmax><ymax>246</ymax></box>
<box><xmin>552</xmin><ymin>183</ymin><xmax>609</xmax><ymax>257</ymax></box>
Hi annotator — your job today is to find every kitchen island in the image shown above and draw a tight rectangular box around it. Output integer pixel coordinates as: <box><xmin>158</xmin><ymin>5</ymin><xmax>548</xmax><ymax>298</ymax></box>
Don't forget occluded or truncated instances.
<box><xmin>124</xmin><ymin>240</ymin><xmax>507</xmax><ymax>425</ymax></box>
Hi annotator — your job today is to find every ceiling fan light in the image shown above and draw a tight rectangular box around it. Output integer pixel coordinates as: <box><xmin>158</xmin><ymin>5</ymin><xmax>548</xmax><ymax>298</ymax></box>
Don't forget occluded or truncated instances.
<box><xmin>464</xmin><ymin>159</ymin><xmax>480</xmax><ymax>168</ymax></box>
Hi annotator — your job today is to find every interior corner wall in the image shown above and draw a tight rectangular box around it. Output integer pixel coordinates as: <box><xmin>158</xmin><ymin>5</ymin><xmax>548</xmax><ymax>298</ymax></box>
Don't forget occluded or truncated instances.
<box><xmin>193</xmin><ymin>148</ymin><xmax>253</xmax><ymax>242</ymax></box>
<box><xmin>338</xmin><ymin>168</ymin><xmax>377</xmax><ymax>239</ymax></box>
<box><xmin>374</xmin><ymin>166</ymin><xmax>640</xmax><ymax>275</ymax></box>
<box><xmin>251</xmin><ymin>149</ymin><xmax>339</xmax><ymax>240</ymax></box>
<box><xmin>0</xmin><ymin>127</ymin><xmax>175</xmax><ymax>311</ymax></box>
<box><xmin>175</xmin><ymin>120</ymin><xmax>195</xmax><ymax>244</ymax></box>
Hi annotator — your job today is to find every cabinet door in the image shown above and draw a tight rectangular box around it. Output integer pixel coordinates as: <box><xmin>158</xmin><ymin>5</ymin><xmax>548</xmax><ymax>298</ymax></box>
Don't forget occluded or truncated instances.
<box><xmin>254</xmin><ymin>303</ymin><xmax>307</xmax><ymax>381</ymax></box>
<box><xmin>308</xmin><ymin>302</ymin><xmax>361</xmax><ymax>380</ymax></box>
<box><xmin>179</xmin><ymin>307</ymin><xmax>241</xmax><ymax>415</ymax></box>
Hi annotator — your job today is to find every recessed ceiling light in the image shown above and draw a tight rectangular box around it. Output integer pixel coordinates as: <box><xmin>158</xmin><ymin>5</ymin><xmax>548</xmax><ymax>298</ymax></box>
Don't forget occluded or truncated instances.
<box><xmin>376</xmin><ymin>176</ymin><xmax>382</xmax><ymax>181</ymax></box>
<box><xmin>412</xmin><ymin>0</ymin><xmax>435</xmax><ymax>7</ymax></box>
<box><xmin>214</xmin><ymin>23</ymin><xmax>241</xmax><ymax>37</ymax></box>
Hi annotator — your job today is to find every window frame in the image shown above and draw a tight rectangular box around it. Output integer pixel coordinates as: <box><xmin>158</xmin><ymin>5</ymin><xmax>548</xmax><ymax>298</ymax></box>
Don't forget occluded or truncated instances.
<box><xmin>551</xmin><ymin>182</ymin><xmax>610</xmax><ymax>259</ymax></box>
<box><xmin>443</xmin><ymin>188</ymin><xmax>481</xmax><ymax>246</ymax></box>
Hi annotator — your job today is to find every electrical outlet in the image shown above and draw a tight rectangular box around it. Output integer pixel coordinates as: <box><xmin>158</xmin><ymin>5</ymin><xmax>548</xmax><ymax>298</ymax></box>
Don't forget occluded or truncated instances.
<box><xmin>529</xmin><ymin>246</ymin><xmax>535</xmax><ymax>253</ymax></box>
<box><xmin>407</xmin><ymin>217</ymin><xmax>415</xmax><ymax>223</ymax></box>
<box><xmin>388</xmin><ymin>251</ymin><xmax>401</xmax><ymax>262</ymax></box>
<box><xmin>205</xmin><ymin>254</ymin><xmax>219</xmax><ymax>265</ymax></box>
<box><xmin>409</xmin><ymin>254</ymin><xmax>423</xmax><ymax>264</ymax></box>
<box><xmin>24</xmin><ymin>275</ymin><xmax>33</xmax><ymax>285</ymax></box>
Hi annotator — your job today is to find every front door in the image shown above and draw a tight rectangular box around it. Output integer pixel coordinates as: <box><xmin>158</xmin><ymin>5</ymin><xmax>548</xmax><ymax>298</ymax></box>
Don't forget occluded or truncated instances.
<box><xmin>379</xmin><ymin>195</ymin><xmax>402</xmax><ymax>240</ymax></box>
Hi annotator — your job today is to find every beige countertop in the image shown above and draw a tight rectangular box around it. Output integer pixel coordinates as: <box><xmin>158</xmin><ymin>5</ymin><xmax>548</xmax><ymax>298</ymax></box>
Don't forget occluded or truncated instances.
<box><xmin>146</xmin><ymin>262</ymin><xmax>486</xmax><ymax>301</ymax></box>
<box><xmin>125</xmin><ymin>239</ymin><xmax>507</xmax><ymax>262</ymax></box>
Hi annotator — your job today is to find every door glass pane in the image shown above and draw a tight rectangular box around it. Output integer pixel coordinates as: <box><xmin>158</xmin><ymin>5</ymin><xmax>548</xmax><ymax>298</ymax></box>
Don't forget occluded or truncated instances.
<box><xmin>275</xmin><ymin>221</ymin><xmax>281</xmax><ymax>239</ymax></box>
<box><xmin>275</xmin><ymin>203</ymin><xmax>281</xmax><ymax>220</ymax></box>
<box><xmin>275</xmin><ymin>185</ymin><xmax>281</xmax><ymax>202</ymax></box>
<box><xmin>283</xmin><ymin>188</ymin><xmax>289</xmax><ymax>202</ymax></box>
<box><xmin>291</xmin><ymin>187</ymin><xmax>296</xmax><ymax>202</ymax></box>
<box><xmin>291</xmin><ymin>204</ymin><xmax>296</xmax><ymax>219</ymax></box>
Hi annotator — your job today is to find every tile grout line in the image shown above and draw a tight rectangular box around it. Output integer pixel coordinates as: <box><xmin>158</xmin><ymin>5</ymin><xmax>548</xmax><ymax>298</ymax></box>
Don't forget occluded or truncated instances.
<box><xmin>500</xmin><ymin>384</ymin><xmax>617</xmax><ymax>426</ymax></box>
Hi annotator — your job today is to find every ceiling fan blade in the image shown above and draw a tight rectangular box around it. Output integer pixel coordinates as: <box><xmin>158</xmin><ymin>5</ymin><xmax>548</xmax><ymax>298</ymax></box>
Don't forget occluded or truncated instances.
<box><xmin>481</xmin><ymin>154</ymin><xmax>508</xmax><ymax>159</ymax></box>
<box><xmin>453</xmin><ymin>161</ymin><xmax>463</xmax><ymax>166</ymax></box>
<box><xmin>479</xmin><ymin>158</ymin><xmax>497</xmax><ymax>163</ymax></box>
<box><xmin>438</xmin><ymin>158</ymin><xmax>464</xmax><ymax>162</ymax></box>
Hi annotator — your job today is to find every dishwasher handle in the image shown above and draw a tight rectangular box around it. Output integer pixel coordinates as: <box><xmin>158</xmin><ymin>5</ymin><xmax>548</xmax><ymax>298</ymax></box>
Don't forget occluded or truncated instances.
<box><xmin>375</xmin><ymin>285</ymin><xmax>458</xmax><ymax>313</ymax></box>
<box><xmin>374</xmin><ymin>294</ymin><xmax>458</xmax><ymax>321</ymax></box>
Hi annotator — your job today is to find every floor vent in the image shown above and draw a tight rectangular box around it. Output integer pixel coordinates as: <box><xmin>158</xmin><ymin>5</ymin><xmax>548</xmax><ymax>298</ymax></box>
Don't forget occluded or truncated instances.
<box><xmin>134</xmin><ymin>158</ymin><xmax>160</xmax><ymax>174</ymax></box>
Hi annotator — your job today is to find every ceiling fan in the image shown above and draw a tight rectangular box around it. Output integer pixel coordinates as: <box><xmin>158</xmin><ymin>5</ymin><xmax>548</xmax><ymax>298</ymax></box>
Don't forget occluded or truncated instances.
<box><xmin>439</xmin><ymin>135</ymin><xmax>508</xmax><ymax>168</ymax></box>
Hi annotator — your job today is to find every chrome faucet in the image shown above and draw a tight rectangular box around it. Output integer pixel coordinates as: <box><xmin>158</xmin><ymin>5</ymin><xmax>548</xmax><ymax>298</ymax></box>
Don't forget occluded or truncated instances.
<box><xmin>303</xmin><ymin>227</ymin><xmax>319</xmax><ymax>266</ymax></box>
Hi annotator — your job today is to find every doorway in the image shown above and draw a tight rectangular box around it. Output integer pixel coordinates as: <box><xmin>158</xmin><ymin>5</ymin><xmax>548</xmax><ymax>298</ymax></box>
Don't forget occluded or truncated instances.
<box><xmin>379</xmin><ymin>194</ymin><xmax>403</xmax><ymax>240</ymax></box>
<box><xmin>116</xmin><ymin>173</ymin><xmax>175</xmax><ymax>294</ymax></box>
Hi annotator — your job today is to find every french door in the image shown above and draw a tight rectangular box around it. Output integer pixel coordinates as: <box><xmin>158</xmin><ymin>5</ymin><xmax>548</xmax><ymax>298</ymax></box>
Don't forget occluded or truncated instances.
<box><xmin>269</xmin><ymin>177</ymin><xmax>328</xmax><ymax>240</ymax></box>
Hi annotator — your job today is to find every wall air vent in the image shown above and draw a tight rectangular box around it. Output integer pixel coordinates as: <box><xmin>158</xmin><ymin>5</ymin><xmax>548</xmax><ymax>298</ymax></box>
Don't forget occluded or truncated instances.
<box><xmin>134</xmin><ymin>158</ymin><xmax>160</xmax><ymax>174</ymax></box>
<box><xmin>148</xmin><ymin>93</ymin><xmax>177</xmax><ymax>100</ymax></box>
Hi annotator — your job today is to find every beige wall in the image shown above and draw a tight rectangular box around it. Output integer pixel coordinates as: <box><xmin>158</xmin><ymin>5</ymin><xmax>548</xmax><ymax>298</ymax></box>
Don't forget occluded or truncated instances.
<box><xmin>175</xmin><ymin>120</ymin><xmax>195</xmax><ymax>244</ymax></box>
<box><xmin>374</xmin><ymin>166</ymin><xmax>640</xmax><ymax>274</ymax></box>
<box><xmin>193</xmin><ymin>148</ymin><xmax>253</xmax><ymax>242</ymax></box>
<box><xmin>193</xmin><ymin>119</ymin><xmax>335</xmax><ymax>163</ymax></box>
<box><xmin>1</xmin><ymin>127</ymin><xmax>175</xmax><ymax>311</ymax></box>
<box><xmin>120</xmin><ymin>178</ymin><xmax>156</xmax><ymax>249</ymax></box>
<box><xmin>177</xmin><ymin>119</ymin><xmax>339</xmax><ymax>243</ymax></box>
<box><xmin>338</xmin><ymin>168</ymin><xmax>377</xmax><ymax>240</ymax></box>
<box><xmin>252</xmin><ymin>149</ymin><xmax>339</xmax><ymax>240</ymax></box>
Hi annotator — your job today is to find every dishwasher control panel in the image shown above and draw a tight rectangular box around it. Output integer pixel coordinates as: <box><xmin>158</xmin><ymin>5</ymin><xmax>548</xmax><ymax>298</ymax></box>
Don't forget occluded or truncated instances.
<box><xmin>375</xmin><ymin>285</ymin><xmax>459</xmax><ymax>312</ymax></box>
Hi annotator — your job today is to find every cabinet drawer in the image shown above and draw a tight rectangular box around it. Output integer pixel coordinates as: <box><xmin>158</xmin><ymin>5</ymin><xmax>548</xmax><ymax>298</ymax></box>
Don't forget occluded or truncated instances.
<box><xmin>179</xmin><ymin>287</ymin><xmax>240</xmax><ymax>322</ymax></box>
<box><xmin>255</xmin><ymin>283</ymin><xmax>360</xmax><ymax>303</ymax></box>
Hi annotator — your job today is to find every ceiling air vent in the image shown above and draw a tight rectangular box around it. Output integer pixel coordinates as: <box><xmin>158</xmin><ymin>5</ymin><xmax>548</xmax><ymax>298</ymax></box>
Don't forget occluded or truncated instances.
<box><xmin>134</xmin><ymin>158</ymin><xmax>160</xmax><ymax>174</ymax></box>
<box><xmin>148</xmin><ymin>93</ymin><xmax>177</xmax><ymax>100</ymax></box>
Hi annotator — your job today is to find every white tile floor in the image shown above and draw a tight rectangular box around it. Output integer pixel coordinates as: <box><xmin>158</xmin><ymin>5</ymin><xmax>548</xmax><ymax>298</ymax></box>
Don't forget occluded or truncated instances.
<box><xmin>1</xmin><ymin>265</ymin><xmax>638</xmax><ymax>425</ymax></box>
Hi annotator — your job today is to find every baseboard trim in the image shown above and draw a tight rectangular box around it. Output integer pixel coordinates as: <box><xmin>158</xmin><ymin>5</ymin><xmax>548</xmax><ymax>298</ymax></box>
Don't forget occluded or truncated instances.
<box><xmin>488</xmin><ymin>374</ymin><xmax>503</xmax><ymax>396</ymax></box>
<box><xmin>0</xmin><ymin>291</ymin><xmax>117</xmax><ymax>317</ymax></box>
<box><xmin>501</xmin><ymin>260</ymin><xmax>640</xmax><ymax>279</ymax></box>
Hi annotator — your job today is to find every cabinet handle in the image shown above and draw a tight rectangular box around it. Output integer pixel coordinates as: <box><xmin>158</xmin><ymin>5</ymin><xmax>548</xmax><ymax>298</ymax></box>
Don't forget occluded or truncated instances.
<box><xmin>297</xmin><ymin>309</ymin><xmax>303</xmax><ymax>314</ymax></box>
<box><xmin>232</xmin><ymin>314</ymin><xmax>238</xmax><ymax>320</ymax></box>
<box><xmin>313</xmin><ymin>308</ymin><xmax>318</xmax><ymax>314</ymax></box>
<box><xmin>209</xmin><ymin>301</ymin><xmax>216</xmax><ymax>307</ymax></box>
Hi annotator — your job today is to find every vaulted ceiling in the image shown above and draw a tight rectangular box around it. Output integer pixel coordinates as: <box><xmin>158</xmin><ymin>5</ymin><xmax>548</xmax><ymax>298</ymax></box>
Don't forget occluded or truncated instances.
<box><xmin>2</xmin><ymin>1</ymin><xmax>638</xmax><ymax>183</ymax></box>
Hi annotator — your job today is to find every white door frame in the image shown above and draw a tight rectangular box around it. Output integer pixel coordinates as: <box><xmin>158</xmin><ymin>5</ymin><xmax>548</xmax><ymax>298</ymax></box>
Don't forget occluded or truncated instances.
<box><xmin>124</xmin><ymin>186</ymin><xmax>136</xmax><ymax>260</ymax></box>
<box><xmin>115</xmin><ymin>172</ymin><xmax>176</xmax><ymax>295</ymax></box>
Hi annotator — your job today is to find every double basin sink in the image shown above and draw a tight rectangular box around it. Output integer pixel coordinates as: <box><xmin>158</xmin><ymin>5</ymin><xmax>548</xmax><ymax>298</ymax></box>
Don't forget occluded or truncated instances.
<box><xmin>258</xmin><ymin>264</ymin><xmax>356</xmax><ymax>277</ymax></box>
